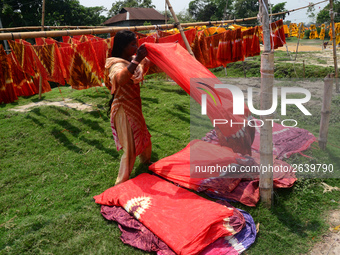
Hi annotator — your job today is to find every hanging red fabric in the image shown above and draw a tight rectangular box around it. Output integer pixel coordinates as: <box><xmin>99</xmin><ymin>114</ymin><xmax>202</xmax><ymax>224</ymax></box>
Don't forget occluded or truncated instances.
<box><xmin>251</xmin><ymin>26</ymin><xmax>261</xmax><ymax>56</ymax></box>
<box><xmin>0</xmin><ymin>45</ymin><xmax>17</xmax><ymax>104</ymax></box>
<box><xmin>158</xmin><ymin>29</ymin><xmax>196</xmax><ymax>50</ymax></box>
<box><xmin>32</xmin><ymin>43</ymin><xmax>66</xmax><ymax>85</ymax></box>
<box><xmin>204</xmin><ymin>32</ymin><xmax>224</xmax><ymax>68</ymax></box>
<box><xmin>232</xmin><ymin>28</ymin><xmax>244</xmax><ymax>62</ymax></box>
<box><xmin>8</xmin><ymin>53</ymin><xmax>38</xmax><ymax>97</ymax></box>
<box><xmin>67</xmin><ymin>41</ymin><xmax>102</xmax><ymax>90</ymax></box>
<box><xmin>192</xmin><ymin>30</ymin><xmax>208</xmax><ymax>67</ymax></box>
<box><xmin>217</xmin><ymin>30</ymin><xmax>233</xmax><ymax>66</ymax></box>
<box><xmin>144</xmin><ymin>43</ymin><xmax>253</xmax><ymax>154</ymax></box>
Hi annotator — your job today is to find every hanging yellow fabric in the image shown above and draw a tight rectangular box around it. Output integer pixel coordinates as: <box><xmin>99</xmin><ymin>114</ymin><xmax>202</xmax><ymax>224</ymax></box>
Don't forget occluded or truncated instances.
<box><xmin>319</xmin><ymin>24</ymin><xmax>326</xmax><ymax>41</ymax></box>
<box><xmin>309</xmin><ymin>24</ymin><xmax>318</xmax><ymax>39</ymax></box>
<box><xmin>289</xmin><ymin>23</ymin><xmax>299</xmax><ymax>37</ymax></box>
<box><xmin>283</xmin><ymin>24</ymin><xmax>290</xmax><ymax>37</ymax></box>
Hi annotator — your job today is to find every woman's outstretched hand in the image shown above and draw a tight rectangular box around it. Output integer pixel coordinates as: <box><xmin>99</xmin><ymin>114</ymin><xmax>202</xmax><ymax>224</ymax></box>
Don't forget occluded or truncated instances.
<box><xmin>135</xmin><ymin>44</ymin><xmax>147</xmax><ymax>63</ymax></box>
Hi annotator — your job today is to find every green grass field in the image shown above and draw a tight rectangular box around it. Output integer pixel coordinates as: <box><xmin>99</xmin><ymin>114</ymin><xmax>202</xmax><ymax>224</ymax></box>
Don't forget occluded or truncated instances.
<box><xmin>0</xmin><ymin>64</ymin><xmax>339</xmax><ymax>254</ymax></box>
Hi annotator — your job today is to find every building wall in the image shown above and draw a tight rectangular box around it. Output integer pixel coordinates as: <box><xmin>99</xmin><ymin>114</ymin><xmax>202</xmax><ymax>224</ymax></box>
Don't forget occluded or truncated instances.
<box><xmin>105</xmin><ymin>20</ymin><xmax>166</xmax><ymax>27</ymax></box>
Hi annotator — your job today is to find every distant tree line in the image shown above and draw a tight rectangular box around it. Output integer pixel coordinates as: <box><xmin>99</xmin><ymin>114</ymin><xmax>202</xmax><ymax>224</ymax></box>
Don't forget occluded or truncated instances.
<box><xmin>0</xmin><ymin>0</ymin><xmax>337</xmax><ymax>28</ymax></box>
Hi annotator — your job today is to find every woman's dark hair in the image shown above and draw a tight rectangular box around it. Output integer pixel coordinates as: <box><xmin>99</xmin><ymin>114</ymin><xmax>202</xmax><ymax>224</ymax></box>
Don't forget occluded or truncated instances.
<box><xmin>111</xmin><ymin>30</ymin><xmax>137</xmax><ymax>57</ymax></box>
<box><xmin>107</xmin><ymin>30</ymin><xmax>137</xmax><ymax>118</ymax></box>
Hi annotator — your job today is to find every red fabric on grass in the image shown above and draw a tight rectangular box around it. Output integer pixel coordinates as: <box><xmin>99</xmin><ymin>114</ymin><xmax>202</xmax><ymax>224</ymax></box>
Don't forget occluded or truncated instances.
<box><xmin>94</xmin><ymin>173</ymin><xmax>236</xmax><ymax>255</ymax></box>
<box><xmin>149</xmin><ymin>140</ymin><xmax>240</xmax><ymax>191</ymax></box>
<box><xmin>149</xmin><ymin>140</ymin><xmax>297</xmax><ymax>207</ymax></box>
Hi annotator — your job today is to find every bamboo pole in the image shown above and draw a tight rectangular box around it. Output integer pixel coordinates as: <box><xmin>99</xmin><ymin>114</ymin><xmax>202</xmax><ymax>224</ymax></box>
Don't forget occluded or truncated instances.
<box><xmin>243</xmin><ymin>61</ymin><xmax>247</xmax><ymax>78</ymax></box>
<box><xmin>0</xmin><ymin>0</ymin><xmax>329</xmax><ymax>41</ymax></box>
<box><xmin>165</xmin><ymin>1</ymin><xmax>167</xmax><ymax>24</ymax></box>
<box><xmin>318</xmin><ymin>74</ymin><xmax>334</xmax><ymax>149</ymax></box>
<box><xmin>0</xmin><ymin>25</ymin><xmax>106</xmax><ymax>32</ymax></box>
<box><xmin>165</xmin><ymin>0</ymin><xmax>194</xmax><ymax>57</ymax></box>
<box><xmin>303</xmin><ymin>60</ymin><xmax>306</xmax><ymax>79</ymax></box>
<box><xmin>0</xmin><ymin>16</ymin><xmax>9</xmax><ymax>51</ymax></box>
<box><xmin>259</xmin><ymin>0</ymin><xmax>274</xmax><ymax>208</ymax></box>
<box><xmin>329</xmin><ymin>0</ymin><xmax>339</xmax><ymax>93</ymax></box>
<box><xmin>39</xmin><ymin>0</ymin><xmax>45</xmax><ymax>100</ymax></box>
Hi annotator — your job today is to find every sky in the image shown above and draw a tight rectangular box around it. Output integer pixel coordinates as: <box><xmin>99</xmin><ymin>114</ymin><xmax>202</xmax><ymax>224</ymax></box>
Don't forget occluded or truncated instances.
<box><xmin>78</xmin><ymin>0</ymin><xmax>329</xmax><ymax>24</ymax></box>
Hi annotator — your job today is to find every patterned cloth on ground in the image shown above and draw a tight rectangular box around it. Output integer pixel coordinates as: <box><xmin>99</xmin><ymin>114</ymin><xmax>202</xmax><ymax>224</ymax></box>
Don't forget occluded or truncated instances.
<box><xmin>94</xmin><ymin>173</ymin><xmax>238</xmax><ymax>255</ymax></box>
<box><xmin>100</xmin><ymin>200</ymin><xmax>255</xmax><ymax>255</ymax></box>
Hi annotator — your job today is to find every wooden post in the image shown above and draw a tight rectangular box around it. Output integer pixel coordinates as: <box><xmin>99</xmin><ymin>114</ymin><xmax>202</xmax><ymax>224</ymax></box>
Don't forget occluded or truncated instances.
<box><xmin>165</xmin><ymin>1</ymin><xmax>167</xmax><ymax>24</ymax></box>
<box><xmin>318</xmin><ymin>74</ymin><xmax>334</xmax><ymax>149</ymax></box>
<box><xmin>165</xmin><ymin>0</ymin><xmax>195</xmax><ymax>57</ymax></box>
<box><xmin>329</xmin><ymin>0</ymin><xmax>339</xmax><ymax>93</ymax></box>
<box><xmin>295</xmin><ymin>23</ymin><xmax>302</xmax><ymax>61</ymax></box>
<box><xmin>0</xmin><ymin>16</ymin><xmax>9</xmax><ymax>52</ymax></box>
<box><xmin>243</xmin><ymin>61</ymin><xmax>247</xmax><ymax>78</ymax></box>
<box><xmin>39</xmin><ymin>0</ymin><xmax>46</xmax><ymax>100</ymax></box>
<box><xmin>303</xmin><ymin>60</ymin><xmax>306</xmax><ymax>79</ymax></box>
<box><xmin>260</xmin><ymin>0</ymin><xmax>274</xmax><ymax>208</ymax></box>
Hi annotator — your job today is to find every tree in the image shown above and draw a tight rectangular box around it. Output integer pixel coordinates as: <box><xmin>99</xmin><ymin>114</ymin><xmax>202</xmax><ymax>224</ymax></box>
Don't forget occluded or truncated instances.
<box><xmin>188</xmin><ymin>0</ymin><xmax>233</xmax><ymax>22</ymax></box>
<box><xmin>0</xmin><ymin>0</ymin><xmax>107</xmax><ymax>28</ymax></box>
<box><xmin>232</xmin><ymin>0</ymin><xmax>259</xmax><ymax>25</ymax></box>
<box><xmin>317</xmin><ymin>1</ymin><xmax>340</xmax><ymax>24</ymax></box>
<box><xmin>306</xmin><ymin>4</ymin><xmax>316</xmax><ymax>23</ymax></box>
<box><xmin>271</xmin><ymin>2</ymin><xmax>287</xmax><ymax>21</ymax></box>
<box><xmin>188</xmin><ymin>0</ymin><xmax>217</xmax><ymax>21</ymax></box>
<box><xmin>108</xmin><ymin>0</ymin><xmax>155</xmax><ymax>17</ymax></box>
<box><xmin>159</xmin><ymin>10</ymin><xmax>195</xmax><ymax>24</ymax></box>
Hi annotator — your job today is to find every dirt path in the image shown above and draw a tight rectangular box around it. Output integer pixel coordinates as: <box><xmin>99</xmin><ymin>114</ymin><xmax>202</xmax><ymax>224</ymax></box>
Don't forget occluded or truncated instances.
<box><xmin>8</xmin><ymin>98</ymin><xmax>95</xmax><ymax>112</ymax></box>
<box><xmin>309</xmin><ymin>207</ymin><xmax>340</xmax><ymax>255</ymax></box>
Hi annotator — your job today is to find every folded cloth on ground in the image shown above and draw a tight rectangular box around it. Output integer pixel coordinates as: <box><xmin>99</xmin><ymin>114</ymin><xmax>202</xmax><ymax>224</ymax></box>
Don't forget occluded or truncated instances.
<box><xmin>201</xmin><ymin>201</ymin><xmax>256</xmax><ymax>254</ymax></box>
<box><xmin>251</xmin><ymin>118</ymin><xmax>316</xmax><ymax>159</ymax></box>
<box><xmin>100</xmin><ymin>199</ymin><xmax>248</xmax><ymax>255</ymax></box>
<box><xmin>100</xmin><ymin>200</ymin><xmax>255</xmax><ymax>255</ymax></box>
<box><xmin>94</xmin><ymin>173</ymin><xmax>240</xmax><ymax>255</ymax></box>
<box><xmin>202</xmin><ymin>119</ymin><xmax>316</xmax><ymax>160</ymax></box>
<box><xmin>149</xmin><ymin>140</ymin><xmax>297</xmax><ymax>207</ymax></box>
<box><xmin>101</xmin><ymin>205</ymin><xmax>176</xmax><ymax>255</ymax></box>
<box><xmin>149</xmin><ymin>139</ymin><xmax>241</xmax><ymax>192</ymax></box>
